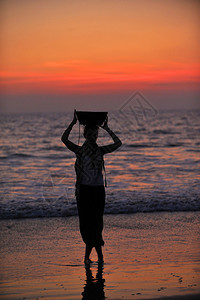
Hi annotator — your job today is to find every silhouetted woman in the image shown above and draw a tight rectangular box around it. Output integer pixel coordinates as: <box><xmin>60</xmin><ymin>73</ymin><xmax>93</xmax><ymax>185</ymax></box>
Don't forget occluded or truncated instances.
<box><xmin>61</xmin><ymin>111</ymin><xmax>122</xmax><ymax>264</ymax></box>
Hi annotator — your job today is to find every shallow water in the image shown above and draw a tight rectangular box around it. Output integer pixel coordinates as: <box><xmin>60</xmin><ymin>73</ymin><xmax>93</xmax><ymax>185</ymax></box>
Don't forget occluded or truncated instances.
<box><xmin>0</xmin><ymin>110</ymin><xmax>200</xmax><ymax>219</ymax></box>
<box><xmin>0</xmin><ymin>212</ymin><xmax>199</xmax><ymax>299</ymax></box>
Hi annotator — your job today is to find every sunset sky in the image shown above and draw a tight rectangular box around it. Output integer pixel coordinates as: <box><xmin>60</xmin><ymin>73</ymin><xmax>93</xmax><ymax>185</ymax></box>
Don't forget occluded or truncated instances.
<box><xmin>0</xmin><ymin>0</ymin><xmax>199</xmax><ymax>112</ymax></box>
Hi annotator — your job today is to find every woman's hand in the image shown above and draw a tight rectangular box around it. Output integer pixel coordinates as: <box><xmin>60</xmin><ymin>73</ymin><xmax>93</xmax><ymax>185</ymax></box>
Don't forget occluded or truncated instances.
<box><xmin>101</xmin><ymin>116</ymin><xmax>109</xmax><ymax>130</ymax></box>
<box><xmin>72</xmin><ymin>109</ymin><xmax>77</xmax><ymax>125</ymax></box>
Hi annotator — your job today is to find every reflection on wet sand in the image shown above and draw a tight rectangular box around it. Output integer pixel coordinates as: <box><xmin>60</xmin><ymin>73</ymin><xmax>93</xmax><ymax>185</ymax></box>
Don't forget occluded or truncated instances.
<box><xmin>82</xmin><ymin>262</ymin><xmax>105</xmax><ymax>300</ymax></box>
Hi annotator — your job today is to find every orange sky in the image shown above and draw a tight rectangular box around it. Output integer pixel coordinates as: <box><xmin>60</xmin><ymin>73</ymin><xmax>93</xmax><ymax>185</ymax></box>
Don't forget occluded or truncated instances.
<box><xmin>0</xmin><ymin>0</ymin><xmax>199</xmax><ymax>111</ymax></box>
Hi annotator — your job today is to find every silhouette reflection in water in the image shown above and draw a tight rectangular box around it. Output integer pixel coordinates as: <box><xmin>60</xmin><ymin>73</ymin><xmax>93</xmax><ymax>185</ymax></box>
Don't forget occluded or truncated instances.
<box><xmin>82</xmin><ymin>262</ymin><xmax>105</xmax><ymax>300</ymax></box>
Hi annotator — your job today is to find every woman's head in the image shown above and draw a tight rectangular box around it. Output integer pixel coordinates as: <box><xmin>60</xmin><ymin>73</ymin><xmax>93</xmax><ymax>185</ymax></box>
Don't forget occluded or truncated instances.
<box><xmin>84</xmin><ymin>125</ymin><xmax>99</xmax><ymax>142</ymax></box>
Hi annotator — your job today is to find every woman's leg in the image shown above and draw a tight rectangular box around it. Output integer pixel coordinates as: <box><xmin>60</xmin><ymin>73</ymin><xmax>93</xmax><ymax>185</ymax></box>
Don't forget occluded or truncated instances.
<box><xmin>95</xmin><ymin>245</ymin><xmax>104</xmax><ymax>262</ymax></box>
<box><xmin>84</xmin><ymin>244</ymin><xmax>93</xmax><ymax>262</ymax></box>
<box><xmin>77</xmin><ymin>185</ymin><xmax>92</xmax><ymax>262</ymax></box>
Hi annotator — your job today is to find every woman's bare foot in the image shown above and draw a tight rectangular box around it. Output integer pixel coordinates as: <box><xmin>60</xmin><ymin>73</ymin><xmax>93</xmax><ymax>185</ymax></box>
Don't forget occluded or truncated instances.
<box><xmin>84</xmin><ymin>257</ymin><xmax>92</xmax><ymax>264</ymax></box>
<box><xmin>98</xmin><ymin>255</ymin><xmax>104</xmax><ymax>264</ymax></box>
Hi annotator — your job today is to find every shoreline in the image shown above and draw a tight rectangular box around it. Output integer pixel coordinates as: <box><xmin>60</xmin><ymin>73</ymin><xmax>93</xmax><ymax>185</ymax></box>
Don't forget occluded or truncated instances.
<box><xmin>110</xmin><ymin>295</ymin><xmax>200</xmax><ymax>300</ymax></box>
<box><xmin>131</xmin><ymin>295</ymin><xmax>200</xmax><ymax>300</ymax></box>
<box><xmin>1</xmin><ymin>209</ymin><xmax>200</xmax><ymax>221</ymax></box>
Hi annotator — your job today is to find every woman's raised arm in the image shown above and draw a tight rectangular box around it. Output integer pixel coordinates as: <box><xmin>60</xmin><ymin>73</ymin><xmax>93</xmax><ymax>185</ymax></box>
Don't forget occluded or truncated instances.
<box><xmin>100</xmin><ymin>117</ymin><xmax>122</xmax><ymax>154</ymax></box>
<box><xmin>61</xmin><ymin>110</ymin><xmax>80</xmax><ymax>153</ymax></box>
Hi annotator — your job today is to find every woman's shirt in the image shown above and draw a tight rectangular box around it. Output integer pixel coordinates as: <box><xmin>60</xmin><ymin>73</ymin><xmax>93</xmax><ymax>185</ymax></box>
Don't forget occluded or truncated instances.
<box><xmin>62</xmin><ymin>132</ymin><xmax>122</xmax><ymax>187</ymax></box>
<box><xmin>75</xmin><ymin>142</ymin><xmax>104</xmax><ymax>186</ymax></box>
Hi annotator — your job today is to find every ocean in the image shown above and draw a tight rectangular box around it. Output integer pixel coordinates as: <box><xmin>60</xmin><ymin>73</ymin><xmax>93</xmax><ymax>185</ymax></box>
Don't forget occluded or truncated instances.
<box><xmin>0</xmin><ymin>109</ymin><xmax>200</xmax><ymax>219</ymax></box>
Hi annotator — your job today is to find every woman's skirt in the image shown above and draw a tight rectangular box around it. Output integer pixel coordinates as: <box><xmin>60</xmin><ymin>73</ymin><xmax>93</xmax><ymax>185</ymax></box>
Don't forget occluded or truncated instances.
<box><xmin>76</xmin><ymin>184</ymin><xmax>105</xmax><ymax>247</ymax></box>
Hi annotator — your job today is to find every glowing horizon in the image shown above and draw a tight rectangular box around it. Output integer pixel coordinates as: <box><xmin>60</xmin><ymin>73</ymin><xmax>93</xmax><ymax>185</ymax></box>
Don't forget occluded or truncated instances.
<box><xmin>1</xmin><ymin>60</ymin><xmax>199</xmax><ymax>94</ymax></box>
<box><xmin>0</xmin><ymin>0</ymin><xmax>199</xmax><ymax>111</ymax></box>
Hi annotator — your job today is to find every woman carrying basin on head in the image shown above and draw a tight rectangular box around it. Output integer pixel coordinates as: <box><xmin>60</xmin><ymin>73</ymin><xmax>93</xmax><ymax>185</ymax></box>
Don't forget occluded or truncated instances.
<box><xmin>61</xmin><ymin>110</ymin><xmax>122</xmax><ymax>264</ymax></box>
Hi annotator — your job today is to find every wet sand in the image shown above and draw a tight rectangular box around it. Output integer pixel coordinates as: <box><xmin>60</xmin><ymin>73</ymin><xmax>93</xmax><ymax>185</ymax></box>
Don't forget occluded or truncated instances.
<box><xmin>0</xmin><ymin>212</ymin><xmax>200</xmax><ymax>299</ymax></box>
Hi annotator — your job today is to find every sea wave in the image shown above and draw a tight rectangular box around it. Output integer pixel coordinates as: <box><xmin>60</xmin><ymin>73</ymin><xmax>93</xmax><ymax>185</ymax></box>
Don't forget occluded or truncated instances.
<box><xmin>126</xmin><ymin>143</ymin><xmax>184</xmax><ymax>148</ymax></box>
<box><xmin>0</xmin><ymin>153</ymin><xmax>35</xmax><ymax>159</ymax></box>
<box><xmin>39</xmin><ymin>145</ymin><xmax>66</xmax><ymax>151</ymax></box>
<box><xmin>1</xmin><ymin>110</ymin><xmax>200</xmax><ymax>220</ymax></box>
<box><xmin>0</xmin><ymin>152</ymin><xmax>71</xmax><ymax>160</ymax></box>
<box><xmin>0</xmin><ymin>190</ymin><xmax>199</xmax><ymax>220</ymax></box>
<box><xmin>152</xmin><ymin>129</ymin><xmax>180</xmax><ymax>135</ymax></box>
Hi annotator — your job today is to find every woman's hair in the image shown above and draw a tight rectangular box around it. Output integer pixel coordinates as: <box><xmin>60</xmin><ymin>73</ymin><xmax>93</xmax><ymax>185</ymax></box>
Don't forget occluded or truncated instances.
<box><xmin>84</xmin><ymin>125</ymin><xmax>99</xmax><ymax>139</ymax></box>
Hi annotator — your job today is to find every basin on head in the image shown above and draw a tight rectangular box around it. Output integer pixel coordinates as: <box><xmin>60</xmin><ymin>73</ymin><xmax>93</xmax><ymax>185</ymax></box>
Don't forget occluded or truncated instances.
<box><xmin>76</xmin><ymin>111</ymin><xmax>108</xmax><ymax>126</ymax></box>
